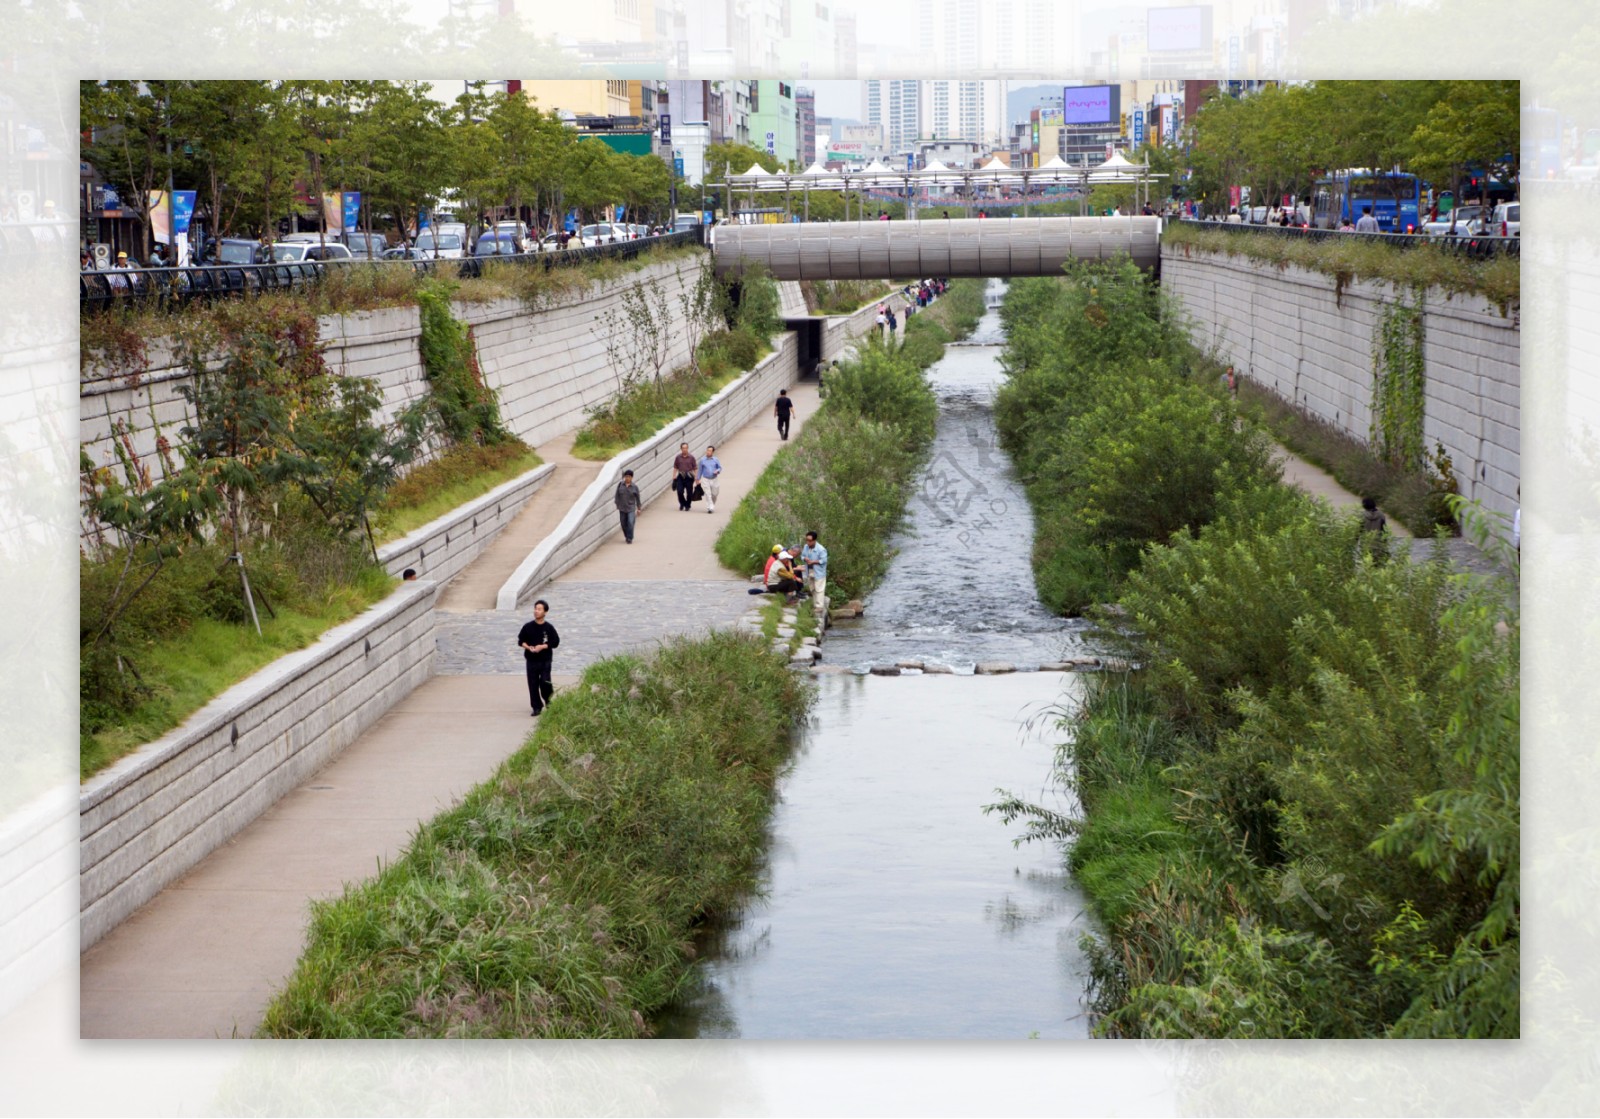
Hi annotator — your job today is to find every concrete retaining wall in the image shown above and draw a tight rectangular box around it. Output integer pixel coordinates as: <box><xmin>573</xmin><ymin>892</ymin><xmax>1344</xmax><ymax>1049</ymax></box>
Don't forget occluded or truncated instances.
<box><xmin>1161</xmin><ymin>244</ymin><xmax>1520</xmax><ymax>519</ymax></box>
<box><xmin>78</xmin><ymin>580</ymin><xmax>438</xmax><ymax>951</ymax></box>
<box><xmin>80</xmin><ymin>255</ymin><xmax>713</xmax><ymax>540</ymax></box>
<box><xmin>496</xmin><ymin>333</ymin><xmax>800</xmax><ymax>609</ymax></box>
<box><xmin>376</xmin><ymin>463</ymin><xmax>555</xmax><ymax>585</ymax></box>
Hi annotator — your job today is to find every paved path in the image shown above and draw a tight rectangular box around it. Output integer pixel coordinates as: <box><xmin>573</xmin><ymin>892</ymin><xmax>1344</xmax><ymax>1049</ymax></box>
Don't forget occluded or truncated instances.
<box><xmin>77</xmin><ymin>372</ymin><xmax>824</xmax><ymax>1040</ymax></box>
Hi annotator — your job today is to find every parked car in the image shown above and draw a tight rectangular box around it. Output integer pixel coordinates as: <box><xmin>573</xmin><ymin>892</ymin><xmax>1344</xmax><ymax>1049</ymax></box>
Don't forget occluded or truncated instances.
<box><xmin>579</xmin><ymin>223</ymin><xmax>626</xmax><ymax>244</ymax></box>
<box><xmin>1423</xmin><ymin>205</ymin><xmax>1484</xmax><ymax>237</ymax></box>
<box><xmin>1468</xmin><ymin>201</ymin><xmax>1519</xmax><ymax>237</ymax></box>
<box><xmin>381</xmin><ymin>245</ymin><xmax>424</xmax><ymax>260</ymax></box>
<box><xmin>200</xmin><ymin>237</ymin><xmax>268</xmax><ymax>265</ymax></box>
<box><xmin>493</xmin><ymin>221</ymin><xmax>531</xmax><ymax>250</ymax></box>
<box><xmin>269</xmin><ymin>240</ymin><xmax>353</xmax><ymax>262</ymax></box>
<box><xmin>342</xmin><ymin>231</ymin><xmax>390</xmax><ymax>259</ymax></box>
<box><xmin>473</xmin><ymin>232</ymin><xmax>523</xmax><ymax>257</ymax></box>
<box><xmin>413</xmin><ymin>230</ymin><xmax>465</xmax><ymax>259</ymax></box>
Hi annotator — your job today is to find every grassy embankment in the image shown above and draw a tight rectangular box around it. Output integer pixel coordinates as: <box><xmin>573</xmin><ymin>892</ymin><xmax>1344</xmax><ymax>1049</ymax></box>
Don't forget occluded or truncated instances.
<box><xmin>990</xmin><ymin>264</ymin><xmax>1519</xmax><ymax>1038</ymax></box>
<box><xmin>257</xmin><ymin>630</ymin><xmax>809</xmax><ymax>1038</ymax></box>
<box><xmin>714</xmin><ymin>279</ymin><xmax>986</xmax><ymax>606</ymax></box>
<box><xmin>569</xmin><ymin>264</ymin><xmax>780</xmax><ymax>461</ymax></box>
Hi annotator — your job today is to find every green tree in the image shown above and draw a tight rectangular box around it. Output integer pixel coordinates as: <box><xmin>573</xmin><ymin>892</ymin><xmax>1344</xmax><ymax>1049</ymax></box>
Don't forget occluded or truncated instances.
<box><xmin>81</xmin><ymin>80</ymin><xmax>177</xmax><ymax>257</ymax></box>
<box><xmin>1406</xmin><ymin>80</ymin><xmax>1521</xmax><ymax>216</ymax></box>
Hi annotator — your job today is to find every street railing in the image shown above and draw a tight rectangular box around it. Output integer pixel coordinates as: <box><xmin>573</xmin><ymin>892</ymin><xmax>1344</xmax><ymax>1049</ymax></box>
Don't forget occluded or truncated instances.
<box><xmin>1173</xmin><ymin>218</ymin><xmax>1519</xmax><ymax>259</ymax></box>
<box><xmin>79</xmin><ymin>227</ymin><xmax>706</xmax><ymax>314</ymax></box>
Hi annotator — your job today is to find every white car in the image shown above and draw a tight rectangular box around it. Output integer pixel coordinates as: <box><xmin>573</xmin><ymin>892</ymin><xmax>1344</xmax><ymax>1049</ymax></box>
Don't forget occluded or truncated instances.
<box><xmin>1422</xmin><ymin>205</ymin><xmax>1484</xmax><ymax>237</ymax></box>
<box><xmin>580</xmin><ymin>223</ymin><xmax>628</xmax><ymax>245</ymax></box>
<box><xmin>1466</xmin><ymin>201</ymin><xmax>1519</xmax><ymax>237</ymax></box>
<box><xmin>413</xmin><ymin>230</ymin><xmax>465</xmax><ymax>259</ymax></box>
<box><xmin>269</xmin><ymin>240</ymin><xmax>352</xmax><ymax>263</ymax></box>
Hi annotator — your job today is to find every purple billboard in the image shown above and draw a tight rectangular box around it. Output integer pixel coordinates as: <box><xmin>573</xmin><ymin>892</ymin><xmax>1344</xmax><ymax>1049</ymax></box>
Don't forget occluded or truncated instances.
<box><xmin>1062</xmin><ymin>85</ymin><xmax>1118</xmax><ymax>125</ymax></box>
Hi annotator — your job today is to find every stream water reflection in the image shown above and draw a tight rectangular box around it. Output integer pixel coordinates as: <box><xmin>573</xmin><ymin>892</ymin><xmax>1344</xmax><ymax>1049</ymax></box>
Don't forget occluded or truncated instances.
<box><xmin>654</xmin><ymin>673</ymin><xmax>1092</xmax><ymax>1039</ymax></box>
<box><xmin>655</xmin><ymin>282</ymin><xmax>1096</xmax><ymax>1039</ymax></box>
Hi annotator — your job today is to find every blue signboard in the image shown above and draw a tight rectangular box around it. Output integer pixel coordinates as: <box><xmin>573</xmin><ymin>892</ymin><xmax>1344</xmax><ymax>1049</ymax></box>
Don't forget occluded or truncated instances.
<box><xmin>342</xmin><ymin>192</ymin><xmax>361</xmax><ymax>233</ymax></box>
<box><xmin>615</xmin><ymin>205</ymin><xmax>626</xmax><ymax>221</ymax></box>
<box><xmin>172</xmin><ymin>190</ymin><xmax>197</xmax><ymax>234</ymax></box>
<box><xmin>660</xmin><ymin>114</ymin><xmax>671</xmax><ymax>144</ymax></box>
<box><xmin>674</xmin><ymin>156</ymin><xmax>684</xmax><ymax>177</ymax></box>
<box><xmin>906</xmin><ymin>152</ymin><xmax>914</xmax><ymax>170</ymax></box>
<box><xmin>565</xmin><ymin>210</ymin><xmax>578</xmax><ymax>232</ymax></box>
<box><xmin>1132</xmin><ymin>109</ymin><xmax>1145</xmax><ymax>146</ymax></box>
<box><xmin>703</xmin><ymin>209</ymin><xmax>714</xmax><ymax>225</ymax></box>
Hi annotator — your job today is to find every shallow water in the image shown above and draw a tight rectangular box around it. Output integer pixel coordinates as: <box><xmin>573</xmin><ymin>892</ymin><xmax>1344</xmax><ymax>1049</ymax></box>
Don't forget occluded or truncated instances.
<box><xmin>823</xmin><ymin>283</ymin><xmax>1092</xmax><ymax>673</ymax></box>
<box><xmin>654</xmin><ymin>672</ymin><xmax>1092</xmax><ymax>1040</ymax></box>
<box><xmin>656</xmin><ymin>282</ymin><xmax>1096</xmax><ymax>1040</ymax></box>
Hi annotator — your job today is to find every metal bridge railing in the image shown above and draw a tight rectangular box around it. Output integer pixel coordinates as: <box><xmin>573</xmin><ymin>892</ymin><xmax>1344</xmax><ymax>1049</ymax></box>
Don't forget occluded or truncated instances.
<box><xmin>1173</xmin><ymin>218</ymin><xmax>1519</xmax><ymax>260</ymax></box>
<box><xmin>79</xmin><ymin>227</ymin><xmax>706</xmax><ymax>314</ymax></box>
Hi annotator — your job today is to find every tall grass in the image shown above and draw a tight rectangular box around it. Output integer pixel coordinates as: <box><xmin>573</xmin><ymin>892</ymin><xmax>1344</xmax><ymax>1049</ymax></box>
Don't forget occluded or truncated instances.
<box><xmin>257</xmin><ymin>630</ymin><xmax>809</xmax><ymax>1038</ymax></box>
<box><xmin>991</xmin><ymin>263</ymin><xmax>1520</xmax><ymax>1038</ymax></box>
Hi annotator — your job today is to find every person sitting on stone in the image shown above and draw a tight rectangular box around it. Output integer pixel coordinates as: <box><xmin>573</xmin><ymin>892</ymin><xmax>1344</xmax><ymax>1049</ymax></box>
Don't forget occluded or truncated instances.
<box><xmin>764</xmin><ymin>548</ymin><xmax>804</xmax><ymax>603</ymax></box>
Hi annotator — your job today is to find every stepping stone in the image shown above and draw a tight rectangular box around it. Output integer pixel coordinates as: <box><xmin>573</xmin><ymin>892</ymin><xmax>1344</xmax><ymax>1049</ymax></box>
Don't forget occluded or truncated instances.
<box><xmin>922</xmin><ymin>663</ymin><xmax>955</xmax><ymax>674</ymax></box>
<box><xmin>1067</xmin><ymin>656</ymin><xmax>1101</xmax><ymax>668</ymax></box>
<box><xmin>868</xmin><ymin>665</ymin><xmax>901</xmax><ymax>676</ymax></box>
<box><xmin>895</xmin><ymin>659</ymin><xmax>924</xmax><ymax>670</ymax></box>
<box><xmin>776</xmin><ymin>626</ymin><xmax>795</xmax><ymax>638</ymax></box>
<box><xmin>800</xmin><ymin>637</ymin><xmax>819</xmax><ymax>647</ymax></box>
<box><xmin>974</xmin><ymin>662</ymin><xmax>1015</xmax><ymax>675</ymax></box>
<box><xmin>790</xmin><ymin>653</ymin><xmax>817</xmax><ymax>666</ymax></box>
<box><xmin>810</xmin><ymin>664</ymin><xmax>850</xmax><ymax>675</ymax></box>
<box><xmin>1037</xmin><ymin>661</ymin><xmax>1073</xmax><ymax>671</ymax></box>
<box><xmin>1099</xmin><ymin>657</ymin><xmax>1134</xmax><ymax>672</ymax></box>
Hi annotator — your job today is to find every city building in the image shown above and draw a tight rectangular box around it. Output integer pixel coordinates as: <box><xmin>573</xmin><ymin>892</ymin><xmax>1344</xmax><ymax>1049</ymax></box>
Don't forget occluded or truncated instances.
<box><xmin>863</xmin><ymin>79</ymin><xmax>921</xmax><ymax>164</ymax></box>
<box><xmin>747</xmin><ymin>79</ymin><xmax>797</xmax><ymax>166</ymax></box>
<box><xmin>796</xmin><ymin>86</ymin><xmax>816</xmax><ymax>166</ymax></box>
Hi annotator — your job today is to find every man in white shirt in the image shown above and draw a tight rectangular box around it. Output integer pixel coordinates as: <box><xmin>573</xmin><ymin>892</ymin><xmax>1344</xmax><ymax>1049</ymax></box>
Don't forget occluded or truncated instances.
<box><xmin>1355</xmin><ymin>206</ymin><xmax>1381</xmax><ymax>233</ymax></box>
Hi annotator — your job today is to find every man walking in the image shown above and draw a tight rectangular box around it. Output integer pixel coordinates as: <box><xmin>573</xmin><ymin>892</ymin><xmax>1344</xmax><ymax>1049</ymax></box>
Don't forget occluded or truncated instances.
<box><xmin>517</xmin><ymin>599</ymin><xmax>560</xmax><ymax>717</ymax></box>
<box><xmin>775</xmin><ymin>389</ymin><xmax>795</xmax><ymax>441</ymax></box>
<box><xmin>1355</xmin><ymin>206</ymin><xmax>1381</xmax><ymax>233</ymax></box>
<box><xmin>614</xmin><ymin>468</ymin><xmax>642</xmax><ymax>543</ymax></box>
<box><xmin>799</xmin><ymin>530</ymin><xmax>828</xmax><ymax>606</ymax></box>
<box><xmin>673</xmin><ymin>442</ymin><xmax>698</xmax><ymax>511</ymax></box>
<box><xmin>698</xmin><ymin>444</ymin><xmax>722</xmax><ymax>514</ymax></box>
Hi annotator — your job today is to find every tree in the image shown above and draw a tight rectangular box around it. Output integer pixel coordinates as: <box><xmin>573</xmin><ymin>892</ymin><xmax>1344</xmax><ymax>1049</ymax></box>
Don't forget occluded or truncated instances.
<box><xmin>1406</xmin><ymin>80</ymin><xmax>1520</xmax><ymax>217</ymax></box>
<box><xmin>357</xmin><ymin>82</ymin><xmax>452</xmax><ymax>242</ymax></box>
<box><xmin>81</xmin><ymin>80</ymin><xmax>176</xmax><ymax>258</ymax></box>
<box><xmin>232</xmin><ymin>83</ymin><xmax>303</xmax><ymax>244</ymax></box>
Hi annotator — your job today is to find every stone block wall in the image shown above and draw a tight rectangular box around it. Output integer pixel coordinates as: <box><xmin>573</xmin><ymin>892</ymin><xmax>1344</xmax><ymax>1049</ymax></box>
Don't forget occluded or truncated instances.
<box><xmin>376</xmin><ymin>463</ymin><xmax>556</xmax><ymax>585</ymax></box>
<box><xmin>80</xmin><ymin>255</ymin><xmax>713</xmax><ymax>540</ymax></box>
<box><xmin>78</xmin><ymin>580</ymin><xmax>437</xmax><ymax>951</ymax></box>
<box><xmin>1161</xmin><ymin>244</ymin><xmax>1521</xmax><ymax>519</ymax></box>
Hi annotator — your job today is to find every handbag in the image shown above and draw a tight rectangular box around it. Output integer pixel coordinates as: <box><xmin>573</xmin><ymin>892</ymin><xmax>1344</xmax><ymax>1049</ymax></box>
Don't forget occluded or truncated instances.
<box><xmin>691</xmin><ymin>482</ymin><xmax>704</xmax><ymax>501</ymax></box>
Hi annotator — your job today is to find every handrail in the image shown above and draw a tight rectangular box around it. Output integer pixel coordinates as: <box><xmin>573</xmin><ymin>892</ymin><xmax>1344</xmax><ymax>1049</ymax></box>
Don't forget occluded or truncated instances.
<box><xmin>1172</xmin><ymin>218</ymin><xmax>1519</xmax><ymax>258</ymax></box>
<box><xmin>79</xmin><ymin>227</ymin><xmax>706</xmax><ymax>314</ymax></box>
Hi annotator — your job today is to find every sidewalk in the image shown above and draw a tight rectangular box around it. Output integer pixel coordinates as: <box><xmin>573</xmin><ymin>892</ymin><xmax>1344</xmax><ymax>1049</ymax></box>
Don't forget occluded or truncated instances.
<box><xmin>77</xmin><ymin>375</ymin><xmax>823</xmax><ymax>1039</ymax></box>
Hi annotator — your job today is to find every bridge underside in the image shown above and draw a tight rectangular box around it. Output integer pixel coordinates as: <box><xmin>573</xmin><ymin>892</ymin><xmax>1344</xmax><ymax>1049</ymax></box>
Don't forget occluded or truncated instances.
<box><xmin>710</xmin><ymin>216</ymin><xmax>1162</xmax><ymax>279</ymax></box>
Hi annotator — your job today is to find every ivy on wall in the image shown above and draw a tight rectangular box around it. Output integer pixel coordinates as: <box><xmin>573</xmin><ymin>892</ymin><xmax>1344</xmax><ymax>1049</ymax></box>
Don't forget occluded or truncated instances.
<box><xmin>416</xmin><ymin>282</ymin><xmax>511</xmax><ymax>447</ymax></box>
<box><xmin>1372</xmin><ymin>292</ymin><xmax>1426</xmax><ymax>471</ymax></box>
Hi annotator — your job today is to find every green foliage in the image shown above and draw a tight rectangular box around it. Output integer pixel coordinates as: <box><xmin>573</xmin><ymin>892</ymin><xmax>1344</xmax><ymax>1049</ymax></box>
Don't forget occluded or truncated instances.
<box><xmin>257</xmin><ymin>630</ymin><xmax>810</xmax><ymax>1038</ymax></box>
<box><xmin>732</xmin><ymin>266</ymin><xmax>783</xmax><ymax>338</ymax></box>
<box><xmin>996</xmin><ymin>260</ymin><xmax>1278</xmax><ymax>613</ymax></box>
<box><xmin>1372</xmin><ymin>293</ymin><xmax>1427</xmax><ymax>471</ymax></box>
<box><xmin>416</xmin><ymin>281</ymin><xmax>511</xmax><ymax>447</ymax></box>
<box><xmin>820</xmin><ymin>335</ymin><xmax>939</xmax><ymax>448</ymax></box>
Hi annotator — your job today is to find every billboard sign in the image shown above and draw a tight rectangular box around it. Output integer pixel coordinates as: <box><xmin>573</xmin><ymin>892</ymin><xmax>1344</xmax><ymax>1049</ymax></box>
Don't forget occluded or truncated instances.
<box><xmin>1133</xmin><ymin>109</ymin><xmax>1145</xmax><ymax>145</ymax></box>
<box><xmin>1063</xmin><ymin>85</ymin><xmax>1117</xmax><ymax>125</ymax></box>
<box><xmin>660</xmin><ymin>114</ymin><xmax>671</xmax><ymax>144</ymax></box>
<box><xmin>765</xmin><ymin>130</ymin><xmax>776</xmax><ymax>155</ymax></box>
<box><xmin>1147</xmin><ymin>5</ymin><xmax>1213</xmax><ymax>52</ymax></box>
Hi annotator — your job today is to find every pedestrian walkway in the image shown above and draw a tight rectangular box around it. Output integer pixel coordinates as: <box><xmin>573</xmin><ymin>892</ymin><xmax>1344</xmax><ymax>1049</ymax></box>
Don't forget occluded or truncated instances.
<box><xmin>77</xmin><ymin>376</ymin><xmax>822</xmax><ymax>1039</ymax></box>
<box><xmin>1274</xmin><ymin>445</ymin><xmax>1511</xmax><ymax>579</ymax></box>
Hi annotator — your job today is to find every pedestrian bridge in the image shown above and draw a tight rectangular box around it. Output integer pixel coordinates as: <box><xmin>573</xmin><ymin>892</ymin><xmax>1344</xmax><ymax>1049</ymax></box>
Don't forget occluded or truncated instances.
<box><xmin>710</xmin><ymin>216</ymin><xmax>1162</xmax><ymax>279</ymax></box>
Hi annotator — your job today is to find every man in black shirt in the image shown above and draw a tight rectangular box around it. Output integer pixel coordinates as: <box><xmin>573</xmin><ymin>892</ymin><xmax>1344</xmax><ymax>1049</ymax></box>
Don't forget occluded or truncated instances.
<box><xmin>516</xmin><ymin>598</ymin><xmax>560</xmax><ymax>716</ymax></box>
<box><xmin>775</xmin><ymin>389</ymin><xmax>795</xmax><ymax>440</ymax></box>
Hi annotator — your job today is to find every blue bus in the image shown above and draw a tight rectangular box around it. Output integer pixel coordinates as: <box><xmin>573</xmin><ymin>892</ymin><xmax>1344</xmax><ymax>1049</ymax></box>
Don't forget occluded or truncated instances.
<box><xmin>1311</xmin><ymin>170</ymin><xmax>1422</xmax><ymax>232</ymax></box>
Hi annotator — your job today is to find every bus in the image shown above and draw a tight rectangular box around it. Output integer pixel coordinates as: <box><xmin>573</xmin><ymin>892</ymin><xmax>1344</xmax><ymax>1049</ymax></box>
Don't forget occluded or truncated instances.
<box><xmin>1311</xmin><ymin>170</ymin><xmax>1422</xmax><ymax>232</ymax></box>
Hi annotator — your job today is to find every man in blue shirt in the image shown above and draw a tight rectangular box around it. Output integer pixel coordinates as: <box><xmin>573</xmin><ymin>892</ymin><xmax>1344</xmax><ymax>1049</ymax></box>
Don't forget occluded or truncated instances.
<box><xmin>799</xmin><ymin>531</ymin><xmax>828</xmax><ymax>606</ymax></box>
<box><xmin>698</xmin><ymin>444</ymin><xmax>722</xmax><ymax>514</ymax></box>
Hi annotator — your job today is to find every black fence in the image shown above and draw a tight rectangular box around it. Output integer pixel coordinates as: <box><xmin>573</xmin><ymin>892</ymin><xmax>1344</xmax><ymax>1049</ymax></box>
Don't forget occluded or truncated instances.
<box><xmin>80</xmin><ymin>227</ymin><xmax>707</xmax><ymax>314</ymax></box>
<box><xmin>1173</xmin><ymin>218</ymin><xmax>1518</xmax><ymax>260</ymax></box>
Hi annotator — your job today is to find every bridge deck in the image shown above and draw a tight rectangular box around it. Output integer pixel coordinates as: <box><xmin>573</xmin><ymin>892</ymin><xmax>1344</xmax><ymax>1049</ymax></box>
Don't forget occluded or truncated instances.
<box><xmin>711</xmin><ymin>216</ymin><xmax>1162</xmax><ymax>279</ymax></box>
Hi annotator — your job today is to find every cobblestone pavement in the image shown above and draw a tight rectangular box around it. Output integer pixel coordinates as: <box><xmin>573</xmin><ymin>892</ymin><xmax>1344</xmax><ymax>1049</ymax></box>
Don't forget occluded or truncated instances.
<box><xmin>433</xmin><ymin>579</ymin><xmax>758</xmax><ymax>675</ymax></box>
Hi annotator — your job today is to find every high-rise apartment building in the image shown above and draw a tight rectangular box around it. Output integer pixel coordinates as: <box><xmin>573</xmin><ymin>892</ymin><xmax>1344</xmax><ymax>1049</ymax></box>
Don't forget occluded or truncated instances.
<box><xmin>863</xmin><ymin>79</ymin><xmax>921</xmax><ymax>163</ymax></box>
